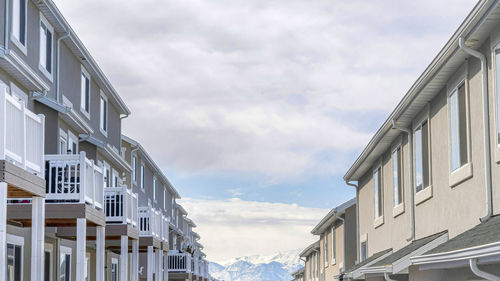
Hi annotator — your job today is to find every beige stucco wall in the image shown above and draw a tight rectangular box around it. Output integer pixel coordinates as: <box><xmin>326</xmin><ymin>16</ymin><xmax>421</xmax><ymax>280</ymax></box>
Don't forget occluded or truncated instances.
<box><xmin>319</xmin><ymin>222</ymin><xmax>344</xmax><ymax>281</ymax></box>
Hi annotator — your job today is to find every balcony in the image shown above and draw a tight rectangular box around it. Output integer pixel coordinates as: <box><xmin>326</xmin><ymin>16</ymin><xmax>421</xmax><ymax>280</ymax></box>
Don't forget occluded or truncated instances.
<box><xmin>104</xmin><ymin>185</ymin><xmax>138</xmax><ymax>227</ymax></box>
<box><xmin>139</xmin><ymin>206</ymin><xmax>162</xmax><ymax>239</ymax></box>
<box><xmin>168</xmin><ymin>252</ymin><xmax>192</xmax><ymax>273</ymax></box>
<box><xmin>0</xmin><ymin>88</ymin><xmax>45</xmax><ymax>178</ymax></box>
<box><xmin>45</xmin><ymin>151</ymin><xmax>104</xmax><ymax>209</ymax></box>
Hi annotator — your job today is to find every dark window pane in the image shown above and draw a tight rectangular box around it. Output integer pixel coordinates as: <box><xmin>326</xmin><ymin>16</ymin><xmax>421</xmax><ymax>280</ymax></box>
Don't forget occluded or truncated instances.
<box><xmin>45</xmin><ymin>251</ymin><xmax>50</xmax><ymax>281</ymax></box>
<box><xmin>458</xmin><ymin>84</ymin><xmax>468</xmax><ymax>166</ymax></box>
<box><xmin>422</xmin><ymin>121</ymin><xmax>430</xmax><ymax>188</ymax></box>
<box><xmin>46</xmin><ymin>30</ymin><xmax>52</xmax><ymax>73</ymax></box>
<box><xmin>85</xmin><ymin>79</ymin><xmax>90</xmax><ymax>112</ymax></box>
<box><xmin>65</xmin><ymin>255</ymin><xmax>71</xmax><ymax>281</ymax></box>
<box><xmin>20</xmin><ymin>0</ymin><xmax>26</xmax><ymax>45</ymax></box>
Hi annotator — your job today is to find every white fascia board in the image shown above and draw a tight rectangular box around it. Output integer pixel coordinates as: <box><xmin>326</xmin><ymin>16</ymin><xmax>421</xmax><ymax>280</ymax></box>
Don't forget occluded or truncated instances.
<box><xmin>411</xmin><ymin>241</ymin><xmax>500</xmax><ymax>266</ymax></box>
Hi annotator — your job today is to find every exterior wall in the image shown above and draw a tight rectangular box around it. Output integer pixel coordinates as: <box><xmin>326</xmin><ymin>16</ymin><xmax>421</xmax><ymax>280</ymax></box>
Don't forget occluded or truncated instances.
<box><xmin>344</xmin><ymin>205</ymin><xmax>357</xmax><ymax>271</ymax></box>
<box><xmin>320</xmin><ymin>222</ymin><xmax>344</xmax><ymax>280</ymax></box>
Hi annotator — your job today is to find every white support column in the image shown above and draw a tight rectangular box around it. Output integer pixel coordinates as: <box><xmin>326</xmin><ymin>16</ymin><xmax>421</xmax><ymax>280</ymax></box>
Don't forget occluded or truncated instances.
<box><xmin>120</xmin><ymin>236</ymin><xmax>128</xmax><ymax>281</ymax></box>
<box><xmin>132</xmin><ymin>240</ymin><xmax>139</xmax><ymax>281</ymax></box>
<box><xmin>0</xmin><ymin>183</ymin><xmax>7</xmax><ymax>281</ymax></box>
<box><xmin>147</xmin><ymin>246</ymin><xmax>154</xmax><ymax>281</ymax></box>
<box><xmin>163</xmin><ymin>250</ymin><xmax>168</xmax><ymax>281</ymax></box>
<box><xmin>96</xmin><ymin>226</ymin><xmax>105</xmax><ymax>281</ymax></box>
<box><xmin>76</xmin><ymin>218</ymin><xmax>86</xmax><ymax>281</ymax></box>
<box><xmin>156</xmin><ymin>249</ymin><xmax>163</xmax><ymax>281</ymax></box>
<box><xmin>31</xmin><ymin>196</ymin><xmax>45</xmax><ymax>281</ymax></box>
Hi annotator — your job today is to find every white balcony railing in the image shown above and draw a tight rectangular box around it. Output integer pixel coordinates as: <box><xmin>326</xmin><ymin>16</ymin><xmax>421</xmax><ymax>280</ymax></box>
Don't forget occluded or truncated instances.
<box><xmin>0</xmin><ymin>84</ymin><xmax>45</xmax><ymax>177</ymax></box>
<box><xmin>104</xmin><ymin>186</ymin><xmax>138</xmax><ymax>228</ymax></box>
<box><xmin>168</xmin><ymin>253</ymin><xmax>192</xmax><ymax>273</ymax></box>
<box><xmin>139</xmin><ymin>206</ymin><xmax>162</xmax><ymax>239</ymax></box>
<box><xmin>45</xmin><ymin>152</ymin><xmax>104</xmax><ymax>209</ymax></box>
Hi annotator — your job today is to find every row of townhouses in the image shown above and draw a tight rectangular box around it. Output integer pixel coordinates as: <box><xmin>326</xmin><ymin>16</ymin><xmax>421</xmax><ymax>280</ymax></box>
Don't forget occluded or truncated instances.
<box><xmin>296</xmin><ymin>0</ymin><xmax>500</xmax><ymax>280</ymax></box>
<box><xmin>0</xmin><ymin>1</ymin><xmax>211</xmax><ymax>281</ymax></box>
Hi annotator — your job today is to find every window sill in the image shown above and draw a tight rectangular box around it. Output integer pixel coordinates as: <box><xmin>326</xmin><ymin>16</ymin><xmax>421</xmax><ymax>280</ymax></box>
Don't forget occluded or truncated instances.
<box><xmin>331</xmin><ymin>258</ymin><xmax>336</xmax><ymax>266</ymax></box>
<box><xmin>449</xmin><ymin>162</ymin><xmax>473</xmax><ymax>187</ymax></box>
<box><xmin>392</xmin><ymin>203</ymin><xmax>404</xmax><ymax>218</ymax></box>
<box><xmin>415</xmin><ymin>185</ymin><xmax>433</xmax><ymax>205</ymax></box>
<box><xmin>80</xmin><ymin>107</ymin><xmax>91</xmax><ymax>120</ymax></box>
<box><xmin>373</xmin><ymin>216</ymin><xmax>384</xmax><ymax>228</ymax></box>
<box><xmin>338</xmin><ymin>262</ymin><xmax>344</xmax><ymax>272</ymax></box>
<box><xmin>100</xmin><ymin>128</ymin><xmax>108</xmax><ymax>138</ymax></box>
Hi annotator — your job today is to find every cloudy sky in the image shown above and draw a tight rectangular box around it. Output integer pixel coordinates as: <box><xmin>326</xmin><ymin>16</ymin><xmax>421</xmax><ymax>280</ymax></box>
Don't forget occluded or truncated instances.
<box><xmin>53</xmin><ymin>0</ymin><xmax>477</xmax><ymax>262</ymax></box>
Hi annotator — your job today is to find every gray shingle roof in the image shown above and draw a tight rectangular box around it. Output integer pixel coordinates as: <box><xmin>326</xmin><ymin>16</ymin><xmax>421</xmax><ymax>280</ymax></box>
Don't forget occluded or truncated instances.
<box><xmin>424</xmin><ymin>215</ymin><xmax>500</xmax><ymax>255</ymax></box>
<box><xmin>371</xmin><ymin>231</ymin><xmax>448</xmax><ymax>267</ymax></box>
<box><xmin>345</xmin><ymin>248</ymin><xmax>392</xmax><ymax>273</ymax></box>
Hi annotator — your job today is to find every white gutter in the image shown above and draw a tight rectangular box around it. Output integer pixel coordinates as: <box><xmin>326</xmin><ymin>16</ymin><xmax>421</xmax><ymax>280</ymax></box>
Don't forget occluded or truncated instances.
<box><xmin>346</xmin><ymin>181</ymin><xmax>359</xmax><ymax>263</ymax></box>
<box><xmin>56</xmin><ymin>33</ymin><xmax>70</xmax><ymax>102</ymax></box>
<box><xmin>469</xmin><ymin>258</ymin><xmax>500</xmax><ymax>281</ymax></box>
<box><xmin>391</xmin><ymin>120</ymin><xmax>415</xmax><ymax>242</ymax></box>
<box><xmin>458</xmin><ymin>37</ymin><xmax>493</xmax><ymax>222</ymax></box>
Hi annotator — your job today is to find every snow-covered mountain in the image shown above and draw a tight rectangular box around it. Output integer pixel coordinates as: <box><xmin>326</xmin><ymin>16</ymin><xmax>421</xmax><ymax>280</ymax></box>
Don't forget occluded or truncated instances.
<box><xmin>209</xmin><ymin>249</ymin><xmax>303</xmax><ymax>281</ymax></box>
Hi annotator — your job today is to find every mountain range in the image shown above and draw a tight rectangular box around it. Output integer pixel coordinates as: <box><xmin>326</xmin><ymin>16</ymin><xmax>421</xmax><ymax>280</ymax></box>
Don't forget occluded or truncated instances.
<box><xmin>209</xmin><ymin>249</ymin><xmax>304</xmax><ymax>281</ymax></box>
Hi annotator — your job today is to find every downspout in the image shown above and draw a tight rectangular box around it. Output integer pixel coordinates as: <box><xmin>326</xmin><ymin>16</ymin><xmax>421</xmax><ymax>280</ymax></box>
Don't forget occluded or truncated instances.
<box><xmin>458</xmin><ymin>37</ymin><xmax>493</xmax><ymax>222</ymax></box>
<box><xmin>391</xmin><ymin>120</ymin><xmax>415</xmax><ymax>242</ymax></box>
<box><xmin>3</xmin><ymin>0</ymin><xmax>9</xmax><ymax>55</ymax></box>
<box><xmin>345</xmin><ymin>181</ymin><xmax>359</xmax><ymax>263</ymax></box>
<box><xmin>469</xmin><ymin>259</ymin><xmax>500</xmax><ymax>281</ymax></box>
<box><xmin>56</xmin><ymin>33</ymin><xmax>70</xmax><ymax>103</ymax></box>
<box><xmin>384</xmin><ymin>272</ymin><xmax>398</xmax><ymax>281</ymax></box>
<box><xmin>332</xmin><ymin>212</ymin><xmax>346</xmax><ymax>273</ymax></box>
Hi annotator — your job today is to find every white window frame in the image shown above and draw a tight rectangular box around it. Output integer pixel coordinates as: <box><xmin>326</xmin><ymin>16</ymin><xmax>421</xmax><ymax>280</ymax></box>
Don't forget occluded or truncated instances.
<box><xmin>39</xmin><ymin>13</ymin><xmax>54</xmax><ymax>81</ymax></box>
<box><xmin>59</xmin><ymin>129</ymin><xmax>68</xmax><ymax>154</ymax></box>
<box><xmin>112</xmin><ymin>169</ymin><xmax>120</xmax><ymax>187</ymax></box>
<box><xmin>391</xmin><ymin>141</ymin><xmax>404</xmax><ymax>218</ymax></box>
<box><xmin>331</xmin><ymin>226</ymin><xmax>336</xmax><ymax>265</ymax></box>
<box><xmin>132</xmin><ymin>155</ymin><xmax>137</xmax><ymax>183</ymax></box>
<box><xmin>11</xmin><ymin>0</ymin><xmax>27</xmax><ymax>55</ymax></box>
<box><xmin>413</xmin><ymin>106</ymin><xmax>433</xmax><ymax>205</ymax></box>
<box><xmin>323</xmin><ymin>233</ymin><xmax>328</xmax><ymax>268</ymax></box>
<box><xmin>493</xmin><ymin>43</ymin><xmax>500</xmax><ymax>163</ymax></box>
<box><xmin>163</xmin><ymin>189</ymin><xmax>166</xmax><ymax>209</ymax></box>
<box><xmin>45</xmin><ymin>243</ymin><xmax>54</xmax><ymax>281</ymax></box>
<box><xmin>103</xmin><ymin>161</ymin><xmax>111</xmax><ymax>187</ymax></box>
<box><xmin>85</xmin><ymin>252</ymin><xmax>91</xmax><ymax>281</ymax></box>
<box><xmin>373</xmin><ymin>162</ymin><xmax>384</xmax><ymax>228</ymax></box>
<box><xmin>153</xmin><ymin>176</ymin><xmax>157</xmax><ymax>202</ymax></box>
<box><xmin>140</xmin><ymin>163</ymin><xmax>145</xmax><ymax>191</ymax></box>
<box><xmin>80</xmin><ymin>66</ymin><xmax>91</xmax><ymax>119</ymax></box>
<box><xmin>59</xmin><ymin>246</ymin><xmax>72</xmax><ymax>281</ymax></box>
<box><xmin>100</xmin><ymin>91</ymin><xmax>108</xmax><ymax>136</ymax></box>
<box><xmin>6</xmin><ymin>234</ymin><xmax>24</xmax><ymax>281</ymax></box>
<box><xmin>360</xmin><ymin>240</ymin><xmax>367</xmax><ymax>262</ymax></box>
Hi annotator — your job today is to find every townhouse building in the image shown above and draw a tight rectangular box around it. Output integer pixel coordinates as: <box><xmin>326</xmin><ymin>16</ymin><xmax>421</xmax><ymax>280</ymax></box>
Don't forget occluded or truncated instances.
<box><xmin>311</xmin><ymin>199</ymin><xmax>356</xmax><ymax>281</ymax></box>
<box><xmin>0</xmin><ymin>1</ymin><xmax>212</xmax><ymax>281</ymax></box>
<box><xmin>342</xmin><ymin>0</ymin><xmax>500</xmax><ymax>280</ymax></box>
<box><xmin>301</xmin><ymin>241</ymin><xmax>320</xmax><ymax>281</ymax></box>
<box><xmin>291</xmin><ymin>268</ymin><xmax>305</xmax><ymax>281</ymax></box>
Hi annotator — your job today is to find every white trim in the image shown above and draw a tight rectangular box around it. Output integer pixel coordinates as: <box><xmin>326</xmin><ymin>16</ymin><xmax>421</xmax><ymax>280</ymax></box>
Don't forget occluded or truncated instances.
<box><xmin>6</xmin><ymin>234</ymin><xmax>24</xmax><ymax>281</ymax></box>
<box><xmin>99</xmin><ymin>91</ymin><xmax>108</xmax><ymax>137</ymax></box>
<box><xmin>153</xmin><ymin>176</ymin><xmax>157</xmax><ymax>202</ymax></box>
<box><xmin>10</xmin><ymin>0</ymin><xmax>28</xmax><ymax>56</ymax></box>
<box><xmin>331</xmin><ymin>226</ymin><xmax>336</xmax><ymax>265</ymax></box>
<box><xmin>393</xmin><ymin>203</ymin><xmax>404</xmax><ymax>218</ymax></box>
<box><xmin>80</xmin><ymin>66</ymin><xmax>91</xmax><ymax>119</ymax></box>
<box><xmin>491</xmin><ymin>43</ymin><xmax>500</xmax><ymax>163</ymax></box>
<box><xmin>373</xmin><ymin>216</ymin><xmax>384</xmax><ymax>228</ymax></box>
<box><xmin>391</xmin><ymin>142</ymin><xmax>404</xmax><ymax>211</ymax></box>
<box><xmin>449</xmin><ymin>162</ymin><xmax>473</xmax><ymax>187</ymax></box>
<box><xmin>103</xmin><ymin>161</ymin><xmax>111</xmax><ymax>187</ymax></box>
<box><xmin>68</xmin><ymin>130</ymin><xmax>78</xmax><ymax>154</ymax></box>
<box><xmin>38</xmin><ymin>13</ymin><xmax>54</xmax><ymax>82</ymax></box>
<box><xmin>413</xmin><ymin>106</ymin><xmax>432</xmax><ymax>196</ymax></box>
<box><xmin>372</xmin><ymin>162</ymin><xmax>383</xmax><ymax>221</ymax></box>
<box><xmin>140</xmin><ymin>163</ymin><xmax>145</xmax><ymax>191</ymax></box>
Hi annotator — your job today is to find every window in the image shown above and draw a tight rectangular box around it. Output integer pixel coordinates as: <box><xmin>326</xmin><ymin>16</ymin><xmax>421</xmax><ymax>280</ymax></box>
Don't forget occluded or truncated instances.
<box><xmin>132</xmin><ymin>155</ymin><xmax>137</xmax><ymax>182</ymax></box>
<box><xmin>111</xmin><ymin>258</ymin><xmax>118</xmax><ymax>281</ymax></box>
<box><xmin>373</xmin><ymin>167</ymin><xmax>382</xmax><ymax>219</ymax></box>
<box><xmin>392</xmin><ymin>146</ymin><xmax>403</xmax><ymax>206</ymax></box>
<box><xmin>331</xmin><ymin>226</ymin><xmax>336</xmax><ymax>263</ymax></box>
<box><xmin>323</xmin><ymin>234</ymin><xmax>328</xmax><ymax>267</ymax></box>
<box><xmin>44</xmin><ymin>244</ymin><xmax>53</xmax><ymax>281</ymax></box>
<box><xmin>85</xmin><ymin>253</ymin><xmax>90</xmax><ymax>281</ymax></box>
<box><xmin>153</xmin><ymin>177</ymin><xmax>157</xmax><ymax>201</ymax></box>
<box><xmin>112</xmin><ymin>169</ymin><xmax>119</xmax><ymax>187</ymax></box>
<box><xmin>171</xmin><ymin>198</ymin><xmax>175</xmax><ymax>218</ymax></box>
<box><xmin>80</xmin><ymin>68</ymin><xmax>91</xmax><ymax>116</ymax></box>
<box><xmin>360</xmin><ymin>241</ymin><xmax>367</xmax><ymax>262</ymax></box>
<box><xmin>39</xmin><ymin>14</ymin><xmax>53</xmax><ymax>78</ymax></box>
<box><xmin>67</xmin><ymin>131</ymin><xmax>78</xmax><ymax>155</ymax></box>
<box><xmin>449</xmin><ymin>83</ymin><xmax>468</xmax><ymax>171</ymax></box>
<box><xmin>59</xmin><ymin>246</ymin><xmax>71</xmax><ymax>281</ymax></box>
<box><xmin>59</xmin><ymin>129</ymin><xmax>68</xmax><ymax>154</ymax></box>
<box><xmin>140</xmin><ymin>164</ymin><xmax>145</xmax><ymax>190</ymax></box>
<box><xmin>11</xmin><ymin>0</ymin><xmax>27</xmax><ymax>52</ymax></box>
<box><xmin>496</xmin><ymin>48</ymin><xmax>500</xmax><ymax>145</ymax></box>
<box><xmin>100</xmin><ymin>94</ymin><xmax>108</xmax><ymax>134</ymax></box>
<box><xmin>414</xmin><ymin>120</ymin><xmax>430</xmax><ymax>192</ymax></box>
<box><xmin>6</xmin><ymin>235</ymin><xmax>23</xmax><ymax>281</ymax></box>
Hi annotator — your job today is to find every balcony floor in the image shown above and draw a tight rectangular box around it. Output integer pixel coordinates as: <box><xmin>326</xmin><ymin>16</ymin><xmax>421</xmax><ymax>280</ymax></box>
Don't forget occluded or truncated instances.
<box><xmin>169</xmin><ymin>273</ymin><xmax>192</xmax><ymax>281</ymax></box>
<box><xmin>1</xmin><ymin>160</ymin><xmax>45</xmax><ymax>198</ymax></box>
<box><xmin>7</xmin><ymin>203</ymin><xmax>105</xmax><ymax>227</ymax></box>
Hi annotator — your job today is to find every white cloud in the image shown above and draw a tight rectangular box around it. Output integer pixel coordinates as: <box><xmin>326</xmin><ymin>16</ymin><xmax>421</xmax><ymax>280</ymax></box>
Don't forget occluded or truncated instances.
<box><xmin>51</xmin><ymin>0</ymin><xmax>477</xmax><ymax>181</ymax></box>
<box><xmin>178</xmin><ymin>198</ymin><xmax>328</xmax><ymax>262</ymax></box>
